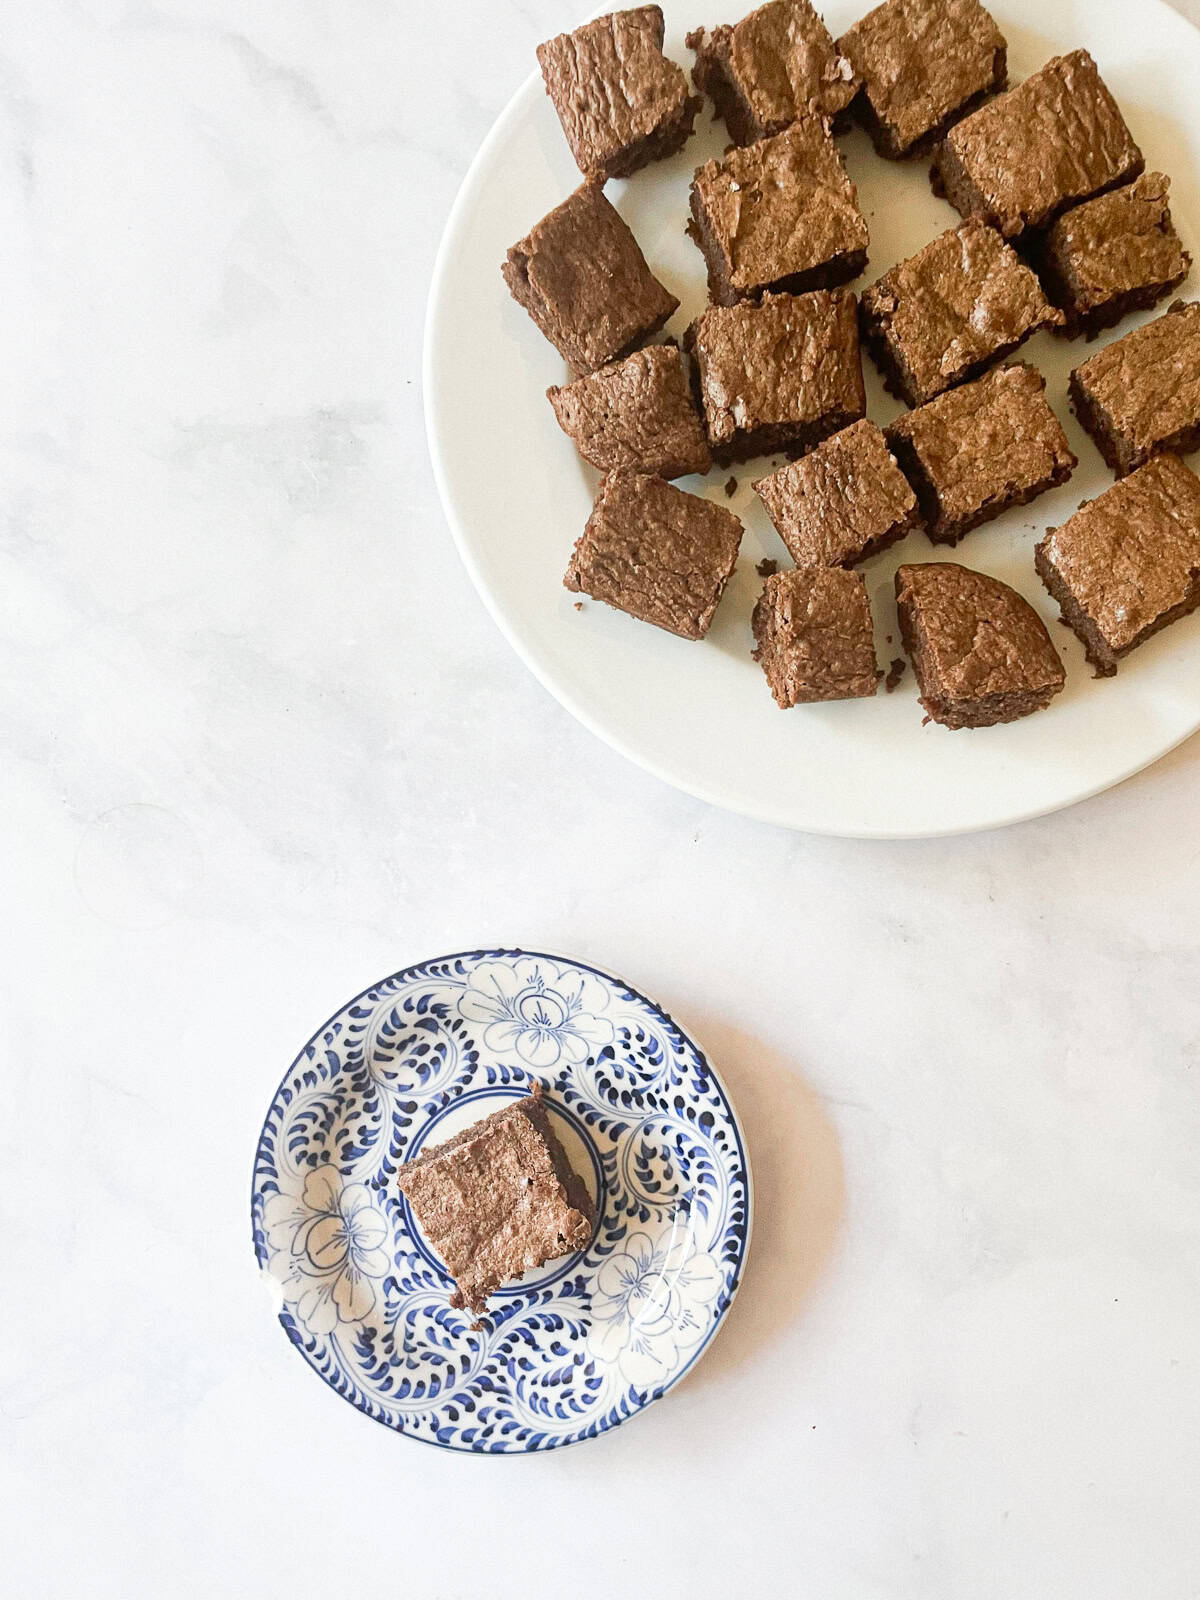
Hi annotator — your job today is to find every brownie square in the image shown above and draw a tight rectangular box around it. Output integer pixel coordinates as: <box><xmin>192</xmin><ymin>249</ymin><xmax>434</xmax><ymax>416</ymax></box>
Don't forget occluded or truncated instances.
<box><xmin>1069</xmin><ymin>300</ymin><xmax>1200</xmax><ymax>477</ymax></box>
<box><xmin>859</xmin><ymin>220</ymin><xmax>1063</xmax><ymax>406</ymax></box>
<box><xmin>752</xmin><ymin>566</ymin><xmax>879</xmax><ymax>705</ymax></box>
<box><xmin>1039</xmin><ymin>175</ymin><xmax>1191</xmax><ymax>338</ymax></box>
<box><xmin>895</xmin><ymin>562</ymin><xmax>1065</xmax><ymax>727</ymax></box>
<box><xmin>564</xmin><ymin>469</ymin><xmax>743</xmax><ymax>638</ymax></box>
<box><xmin>1035</xmin><ymin>454</ymin><xmax>1200</xmax><ymax>676</ymax></box>
<box><xmin>502</xmin><ymin>182</ymin><xmax>679</xmax><ymax>375</ymax></box>
<box><xmin>685</xmin><ymin>288</ymin><xmax>866</xmax><ymax>465</ymax></box>
<box><xmin>885</xmin><ymin>364</ymin><xmax>1076</xmax><ymax>546</ymax></box>
<box><xmin>548</xmin><ymin>345</ymin><xmax>711</xmax><ymax>479</ymax></box>
<box><xmin>537</xmin><ymin>7</ymin><xmax>701</xmax><ymax>182</ymax></box>
<box><xmin>397</xmin><ymin>1084</ymin><xmax>594</xmax><ymax>1317</ymax></box>
<box><xmin>687</xmin><ymin>0</ymin><xmax>859</xmax><ymax>147</ymax></box>
<box><xmin>754</xmin><ymin>419</ymin><xmax>918</xmax><ymax>567</ymax></box>
<box><xmin>688</xmin><ymin>115</ymin><xmax>869</xmax><ymax>305</ymax></box>
<box><xmin>837</xmin><ymin>0</ymin><xmax>1006</xmax><ymax>160</ymax></box>
<box><xmin>933</xmin><ymin>50</ymin><xmax>1144</xmax><ymax>240</ymax></box>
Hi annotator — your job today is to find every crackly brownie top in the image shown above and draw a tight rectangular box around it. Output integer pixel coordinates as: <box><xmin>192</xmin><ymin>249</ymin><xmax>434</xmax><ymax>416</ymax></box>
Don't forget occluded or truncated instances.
<box><xmin>753</xmin><ymin>566</ymin><xmax>879</xmax><ymax>699</ymax></box>
<box><xmin>1071</xmin><ymin>300</ymin><xmax>1200</xmax><ymax>452</ymax></box>
<box><xmin>896</xmin><ymin>562</ymin><xmax>1064</xmax><ymax>697</ymax></box>
<box><xmin>694</xmin><ymin>0</ymin><xmax>858</xmax><ymax>130</ymax></box>
<box><xmin>941</xmin><ymin>49</ymin><xmax>1143</xmax><ymax>236</ymax></box>
<box><xmin>1038</xmin><ymin>454</ymin><xmax>1200</xmax><ymax>652</ymax></box>
<box><xmin>755</xmin><ymin>419</ymin><xmax>915</xmax><ymax>565</ymax></box>
<box><xmin>548</xmin><ymin>345</ymin><xmax>710</xmax><ymax>477</ymax></box>
<box><xmin>837</xmin><ymin>0</ymin><xmax>1005</xmax><ymax>154</ymax></box>
<box><xmin>861</xmin><ymin>220</ymin><xmax>1061</xmax><ymax>398</ymax></box>
<box><xmin>691</xmin><ymin>115</ymin><xmax>867</xmax><ymax>292</ymax></box>
<box><xmin>1046</xmin><ymin>175</ymin><xmax>1190</xmax><ymax>308</ymax></box>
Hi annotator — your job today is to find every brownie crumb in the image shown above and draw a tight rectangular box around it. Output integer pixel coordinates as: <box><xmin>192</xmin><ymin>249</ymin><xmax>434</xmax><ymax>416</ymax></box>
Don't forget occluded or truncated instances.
<box><xmin>574</xmin><ymin>601</ymin><xmax>583</xmax><ymax>611</ymax></box>
<box><xmin>885</xmin><ymin>657</ymin><xmax>907</xmax><ymax>692</ymax></box>
<box><xmin>756</xmin><ymin>556</ymin><xmax>779</xmax><ymax>577</ymax></box>
<box><xmin>724</xmin><ymin>475</ymin><xmax>739</xmax><ymax>497</ymax></box>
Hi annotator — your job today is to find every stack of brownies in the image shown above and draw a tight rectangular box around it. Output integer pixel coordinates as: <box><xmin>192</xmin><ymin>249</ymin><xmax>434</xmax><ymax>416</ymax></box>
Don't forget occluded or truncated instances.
<box><xmin>502</xmin><ymin>0</ymin><xmax>1200</xmax><ymax>730</ymax></box>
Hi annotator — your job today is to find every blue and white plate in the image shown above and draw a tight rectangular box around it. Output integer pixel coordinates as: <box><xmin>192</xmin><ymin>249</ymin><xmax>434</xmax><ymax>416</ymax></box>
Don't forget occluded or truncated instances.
<box><xmin>251</xmin><ymin>950</ymin><xmax>752</xmax><ymax>1452</ymax></box>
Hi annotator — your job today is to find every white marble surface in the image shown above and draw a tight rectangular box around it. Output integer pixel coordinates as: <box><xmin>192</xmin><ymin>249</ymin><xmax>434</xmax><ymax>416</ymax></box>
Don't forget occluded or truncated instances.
<box><xmin>4</xmin><ymin>1</ymin><xmax>1200</xmax><ymax>1595</ymax></box>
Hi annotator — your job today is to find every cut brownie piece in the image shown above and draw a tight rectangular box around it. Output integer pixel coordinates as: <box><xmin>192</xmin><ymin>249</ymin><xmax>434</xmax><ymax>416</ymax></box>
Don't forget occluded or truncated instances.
<box><xmin>885</xmin><ymin>364</ymin><xmax>1076</xmax><ymax>546</ymax></box>
<box><xmin>858</xmin><ymin>220</ymin><xmax>1063</xmax><ymax>406</ymax></box>
<box><xmin>837</xmin><ymin>0</ymin><xmax>1006</xmax><ymax>160</ymax></box>
<box><xmin>564</xmin><ymin>469</ymin><xmax>743</xmax><ymax>638</ymax></box>
<box><xmin>1068</xmin><ymin>299</ymin><xmax>1200</xmax><ymax>476</ymax></box>
<box><xmin>1039</xmin><ymin>174</ymin><xmax>1191</xmax><ymax>338</ymax></box>
<box><xmin>502</xmin><ymin>183</ymin><xmax>678</xmax><ymax>375</ymax></box>
<box><xmin>537</xmin><ymin>7</ymin><xmax>701</xmax><ymax>182</ymax></box>
<box><xmin>548</xmin><ymin>345</ymin><xmax>711</xmax><ymax>479</ymax></box>
<box><xmin>1035</xmin><ymin>454</ymin><xmax>1200</xmax><ymax>676</ymax></box>
<box><xmin>932</xmin><ymin>50</ymin><xmax>1144</xmax><ymax>240</ymax></box>
<box><xmin>754</xmin><ymin>418</ymin><xmax>918</xmax><ymax>567</ymax></box>
<box><xmin>684</xmin><ymin>288</ymin><xmax>865</xmax><ymax>465</ymax></box>
<box><xmin>397</xmin><ymin>1083</ymin><xmax>594</xmax><ymax>1317</ymax></box>
<box><xmin>752</xmin><ymin>566</ymin><xmax>879</xmax><ymax>705</ymax></box>
<box><xmin>687</xmin><ymin>0</ymin><xmax>859</xmax><ymax>146</ymax></box>
<box><xmin>895</xmin><ymin>562</ymin><xmax>1065</xmax><ymax>728</ymax></box>
<box><xmin>688</xmin><ymin>115</ymin><xmax>868</xmax><ymax>305</ymax></box>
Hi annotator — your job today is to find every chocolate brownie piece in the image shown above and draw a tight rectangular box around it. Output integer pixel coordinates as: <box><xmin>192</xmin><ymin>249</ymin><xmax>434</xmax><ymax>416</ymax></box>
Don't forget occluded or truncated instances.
<box><xmin>548</xmin><ymin>345</ymin><xmax>711</xmax><ymax>479</ymax></box>
<box><xmin>397</xmin><ymin>1084</ymin><xmax>594</xmax><ymax>1317</ymax></box>
<box><xmin>564</xmin><ymin>469</ymin><xmax>743</xmax><ymax>638</ymax></box>
<box><xmin>502</xmin><ymin>183</ymin><xmax>678</xmax><ymax>375</ymax></box>
<box><xmin>755</xmin><ymin>418</ymin><xmax>918</xmax><ymax>567</ymax></box>
<box><xmin>895</xmin><ymin>562</ymin><xmax>1065</xmax><ymax>727</ymax></box>
<box><xmin>885</xmin><ymin>364</ymin><xmax>1076</xmax><ymax>546</ymax></box>
<box><xmin>685</xmin><ymin>288</ymin><xmax>865</xmax><ymax>465</ymax></box>
<box><xmin>859</xmin><ymin>220</ymin><xmax>1063</xmax><ymax>406</ymax></box>
<box><xmin>752</xmin><ymin>566</ymin><xmax>879</xmax><ymax>705</ymax></box>
<box><xmin>687</xmin><ymin>0</ymin><xmax>859</xmax><ymax>146</ymax></box>
<box><xmin>932</xmin><ymin>50</ymin><xmax>1144</xmax><ymax>240</ymax></box>
<box><xmin>837</xmin><ymin>0</ymin><xmax>1006</xmax><ymax>160</ymax></box>
<box><xmin>1068</xmin><ymin>300</ymin><xmax>1200</xmax><ymax>476</ymax></box>
<box><xmin>1039</xmin><ymin>175</ymin><xmax>1191</xmax><ymax>338</ymax></box>
<box><xmin>688</xmin><ymin>115</ymin><xmax>868</xmax><ymax>305</ymax></box>
<box><xmin>537</xmin><ymin>7</ymin><xmax>701</xmax><ymax>182</ymax></box>
<box><xmin>1035</xmin><ymin>454</ymin><xmax>1200</xmax><ymax>676</ymax></box>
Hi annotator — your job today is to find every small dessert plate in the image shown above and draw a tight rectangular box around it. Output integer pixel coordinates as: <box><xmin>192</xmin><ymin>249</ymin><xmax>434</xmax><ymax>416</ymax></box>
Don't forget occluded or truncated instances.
<box><xmin>251</xmin><ymin>950</ymin><xmax>751</xmax><ymax>1452</ymax></box>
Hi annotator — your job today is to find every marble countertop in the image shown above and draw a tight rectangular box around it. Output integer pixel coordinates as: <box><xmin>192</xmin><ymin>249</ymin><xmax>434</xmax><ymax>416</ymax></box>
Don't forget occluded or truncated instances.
<box><xmin>5</xmin><ymin>2</ymin><xmax>1200</xmax><ymax>1596</ymax></box>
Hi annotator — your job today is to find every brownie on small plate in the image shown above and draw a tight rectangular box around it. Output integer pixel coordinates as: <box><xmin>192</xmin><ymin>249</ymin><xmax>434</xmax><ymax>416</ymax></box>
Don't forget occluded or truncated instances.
<box><xmin>837</xmin><ymin>0</ymin><xmax>1006</xmax><ymax>160</ymax></box>
<box><xmin>1069</xmin><ymin>299</ymin><xmax>1200</xmax><ymax>475</ymax></box>
<box><xmin>895</xmin><ymin>562</ymin><xmax>1065</xmax><ymax>728</ymax></box>
<box><xmin>685</xmin><ymin>288</ymin><xmax>866</xmax><ymax>465</ymax></box>
<box><xmin>503</xmin><ymin>182</ymin><xmax>678</xmax><ymax>375</ymax></box>
<box><xmin>564</xmin><ymin>469</ymin><xmax>743</xmax><ymax>638</ymax></box>
<box><xmin>537</xmin><ymin>7</ymin><xmax>701</xmax><ymax>182</ymax></box>
<box><xmin>1035</xmin><ymin>454</ymin><xmax>1200</xmax><ymax>676</ymax></box>
<box><xmin>933</xmin><ymin>50</ymin><xmax>1144</xmax><ymax>240</ymax></box>
<box><xmin>752</xmin><ymin>566</ymin><xmax>879</xmax><ymax>705</ymax></box>
<box><xmin>885</xmin><ymin>364</ymin><xmax>1076</xmax><ymax>546</ymax></box>
<box><xmin>548</xmin><ymin>345</ymin><xmax>711</xmax><ymax>479</ymax></box>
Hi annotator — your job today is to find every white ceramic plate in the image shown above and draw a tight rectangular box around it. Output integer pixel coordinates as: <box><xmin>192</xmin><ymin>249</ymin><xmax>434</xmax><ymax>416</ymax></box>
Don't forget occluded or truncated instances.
<box><xmin>425</xmin><ymin>0</ymin><xmax>1200</xmax><ymax>837</ymax></box>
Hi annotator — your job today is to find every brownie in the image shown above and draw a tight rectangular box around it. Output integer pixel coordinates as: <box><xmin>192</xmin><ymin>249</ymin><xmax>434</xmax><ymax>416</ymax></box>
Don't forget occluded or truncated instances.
<box><xmin>895</xmin><ymin>562</ymin><xmax>1065</xmax><ymax>728</ymax></box>
<box><xmin>885</xmin><ymin>364</ymin><xmax>1076</xmax><ymax>546</ymax></box>
<box><xmin>688</xmin><ymin>115</ymin><xmax>868</xmax><ymax>305</ymax></box>
<box><xmin>685</xmin><ymin>288</ymin><xmax>866</xmax><ymax>465</ymax></box>
<box><xmin>858</xmin><ymin>220</ymin><xmax>1063</xmax><ymax>406</ymax></box>
<box><xmin>547</xmin><ymin>345</ymin><xmax>711</xmax><ymax>479</ymax></box>
<box><xmin>1039</xmin><ymin>175</ymin><xmax>1191</xmax><ymax>338</ymax></box>
<box><xmin>687</xmin><ymin>0</ymin><xmax>859</xmax><ymax>146</ymax></box>
<box><xmin>537</xmin><ymin>7</ymin><xmax>701</xmax><ymax>182</ymax></box>
<box><xmin>502</xmin><ymin>183</ymin><xmax>678</xmax><ymax>375</ymax></box>
<box><xmin>397</xmin><ymin>1084</ymin><xmax>595</xmax><ymax>1317</ymax></box>
<box><xmin>932</xmin><ymin>50</ymin><xmax>1144</xmax><ymax>240</ymax></box>
<box><xmin>564</xmin><ymin>469</ymin><xmax>743</xmax><ymax>638</ymax></box>
<box><xmin>754</xmin><ymin>418</ymin><xmax>918</xmax><ymax>567</ymax></box>
<box><xmin>837</xmin><ymin>0</ymin><xmax>1006</xmax><ymax>160</ymax></box>
<box><xmin>752</xmin><ymin>566</ymin><xmax>879</xmax><ymax>705</ymax></box>
<box><xmin>1035</xmin><ymin>454</ymin><xmax>1200</xmax><ymax>676</ymax></box>
<box><xmin>1068</xmin><ymin>300</ymin><xmax>1200</xmax><ymax>476</ymax></box>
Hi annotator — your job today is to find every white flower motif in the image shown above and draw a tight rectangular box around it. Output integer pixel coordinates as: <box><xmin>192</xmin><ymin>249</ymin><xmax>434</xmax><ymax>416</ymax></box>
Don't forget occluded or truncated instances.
<box><xmin>457</xmin><ymin>958</ymin><xmax>615</xmax><ymax>1068</ymax></box>
<box><xmin>264</xmin><ymin>1166</ymin><xmax>391</xmax><ymax>1335</ymax></box>
<box><xmin>587</xmin><ymin>1226</ymin><xmax>724</xmax><ymax>1389</ymax></box>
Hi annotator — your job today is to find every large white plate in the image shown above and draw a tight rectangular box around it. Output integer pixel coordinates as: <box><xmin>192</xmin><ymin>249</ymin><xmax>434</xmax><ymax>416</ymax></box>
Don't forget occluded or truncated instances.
<box><xmin>425</xmin><ymin>0</ymin><xmax>1200</xmax><ymax>838</ymax></box>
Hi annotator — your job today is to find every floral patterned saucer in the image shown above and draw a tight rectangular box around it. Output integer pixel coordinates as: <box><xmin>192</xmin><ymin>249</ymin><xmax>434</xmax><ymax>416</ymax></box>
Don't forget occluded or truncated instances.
<box><xmin>251</xmin><ymin>949</ymin><xmax>751</xmax><ymax>1452</ymax></box>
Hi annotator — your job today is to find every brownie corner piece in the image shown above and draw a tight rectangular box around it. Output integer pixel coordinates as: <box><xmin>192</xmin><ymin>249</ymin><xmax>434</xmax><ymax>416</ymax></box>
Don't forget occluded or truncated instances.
<box><xmin>752</xmin><ymin>565</ymin><xmax>879</xmax><ymax>706</ymax></box>
<box><xmin>547</xmin><ymin>345</ymin><xmax>711</xmax><ymax>478</ymax></box>
<box><xmin>1068</xmin><ymin>298</ymin><xmax>1200</xmax><ymax>476</ymax></box>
